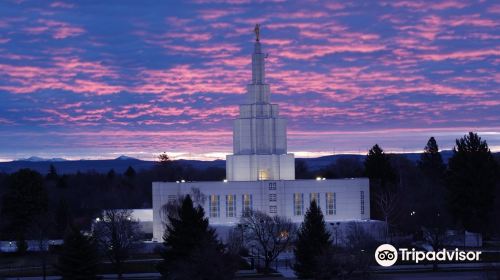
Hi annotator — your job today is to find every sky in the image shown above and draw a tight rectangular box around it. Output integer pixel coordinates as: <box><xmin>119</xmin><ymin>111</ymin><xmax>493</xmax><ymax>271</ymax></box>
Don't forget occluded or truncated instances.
<box><xmin>0</xmin><ymin>0</ymin><xmax>499</xmax><ymax>161</ymax></box>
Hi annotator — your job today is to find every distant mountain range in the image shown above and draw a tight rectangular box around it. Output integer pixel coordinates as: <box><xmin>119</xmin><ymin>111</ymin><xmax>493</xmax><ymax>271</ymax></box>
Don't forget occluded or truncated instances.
<box><xmin>0</xmin><ymin>150</ymin><xmax>484</xmax><ymax>175</ymax></box>
<box><xmin>15</xmin><ymin>156</ymin><xmax>68</xmax><ymax>162</ymax></box>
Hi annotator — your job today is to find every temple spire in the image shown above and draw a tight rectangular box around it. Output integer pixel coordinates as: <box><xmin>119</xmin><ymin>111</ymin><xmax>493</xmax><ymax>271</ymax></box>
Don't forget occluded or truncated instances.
<box><xmin>247</xmin><ymin>24</ymin><xmax>269</xmax><ymax>104</ymax></box>
<box><xmin>254</xmin><ymin>24</ymin><xmax>260</xmax><ymax>42</ymax></box>
<box><xmin>251</xmin><ymin>24</ymin><xmax>265</xmax><ymax>86</ymax></box>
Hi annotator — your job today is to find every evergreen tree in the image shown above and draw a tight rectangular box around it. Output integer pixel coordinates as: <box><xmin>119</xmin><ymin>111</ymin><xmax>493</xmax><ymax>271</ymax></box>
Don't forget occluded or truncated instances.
<box><xmin>55</xmin><ymin>199</ymin><xmax>71</xmax><ymax>237</ymax></box>
<box><xmin>294</xmin><ymin>200</ymin><xmax>333</xmax><ymax>279</ymax></box>
<box><xmin>124</xmin><ymin>166</ymin><xmax>136</xmax><ymax>178</ymax></box>
<box><xmin>364</xmin><ymin>144</ymin><xmax>395</xmax><ymax>190</ymax></box>
<box><xmin>46</xmin><ymin>164</ymin><xmax>59</xmax><ymax>181</ymax></box>
<box><xmin>446</xmin><ymin>132</ymin><xmax>497</xmax><ymax>233</ymax></box>
<box><xmin>157</xmin><ymin>195</ymin><xmax>236</xmax><ymax>280</ymax></box>
<box><xmin>418</xmin><ymin>137</ymin><xmax>445</xmax><ymax>181</ymax></box>
<box><xmin>55</xmin><ymin>226</ymin><xmax>100</xmax><ymax>280</ymax></box>
<box><xmin>417</xmin><ymin>137</ymin><xmax>448</xmax><ymax>234</ymax></box>
<box><xmin>56</xmin><ymin>175</ymin><xmax>68</xmax><ymax>189</ymax></box>
<box><xmin>0</xmin><ymin>169</ymin><xmax>48</xmax><ymax>253</ymax></box>
<box><xmin>365</xmin><ymin>144</ymin><xmax>396</xmax><ymax>220</ymax></box>
<box><xmin>107</xmin><ymin>169</ymin><xmax>116</xmax><ymax>180</ymax></box>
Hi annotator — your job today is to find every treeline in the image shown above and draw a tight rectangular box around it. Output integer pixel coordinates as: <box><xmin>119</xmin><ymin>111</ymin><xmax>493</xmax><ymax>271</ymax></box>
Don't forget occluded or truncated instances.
<box><xmin>0</xmin><ymin>158</ymin><xmax>226</xmax><ymax>244</ymax></box>
<box><xmin>299</xmin><ymin>133</ymin><xmax>500</xmax><ymax>238</ymax></box>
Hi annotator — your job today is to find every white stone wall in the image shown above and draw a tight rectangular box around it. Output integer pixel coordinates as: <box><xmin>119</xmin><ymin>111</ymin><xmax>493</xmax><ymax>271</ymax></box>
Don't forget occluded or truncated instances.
<box><xmin>226</xmin><ymin>154</ymin><xmax>295</xmax><ymax>181</ymax></box>
<box><xmin>152</xmin><ymin>178</ymin><xmax>370</xmax><ymax>241</ymax></box>
<box><xmin>233</xmin><ymin>117</ymin><xmax>287</xmax><ymax>155</ymax></box>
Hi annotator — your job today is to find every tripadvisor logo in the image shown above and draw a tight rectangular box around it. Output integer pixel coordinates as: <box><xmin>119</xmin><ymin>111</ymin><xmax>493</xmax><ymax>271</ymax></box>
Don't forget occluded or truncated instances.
<box><xmin>374</xmin><ymin>244</ymin><xmax>482</xmax><ymax>267</ymax></box>
<box><xmin>375</xmin><ymin>244</ymin><xmax>398</xmax><ymax>267</ymax></box>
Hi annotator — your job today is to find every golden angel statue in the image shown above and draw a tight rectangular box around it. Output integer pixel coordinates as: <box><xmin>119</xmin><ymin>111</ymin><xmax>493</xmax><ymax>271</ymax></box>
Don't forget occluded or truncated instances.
<box><xmin>254</xmin><ymin>24</ymin><xmax>260</xmax><ymax>41</ymax></box>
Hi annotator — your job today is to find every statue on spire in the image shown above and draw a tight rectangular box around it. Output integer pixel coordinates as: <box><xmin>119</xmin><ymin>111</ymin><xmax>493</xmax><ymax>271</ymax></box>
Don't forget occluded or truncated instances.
<box><xmin>254</xmin><ymin>24</ymin><xmax>260</xmax><ymax>42</ymax></box>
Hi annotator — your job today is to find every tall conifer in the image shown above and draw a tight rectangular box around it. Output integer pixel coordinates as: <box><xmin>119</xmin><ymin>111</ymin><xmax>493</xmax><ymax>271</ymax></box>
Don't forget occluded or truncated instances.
<box><xmin>157</xmin><ymin>195</ymin><xmax>236</xmax><ymax>280</ymax></box>
<box><xmin>294</xmin><ymin>200</ymin><xmax>333</xmax><ymax>279</ymax></box>
<box><xmin>55</xmin><ymin>226</ymin><xmax>100</xmax><ymax>280</ymax></box>
<box><xmin>447</xmin><ymin>132</ymin><xmax>497</xmax><ymax>233</ymax></box>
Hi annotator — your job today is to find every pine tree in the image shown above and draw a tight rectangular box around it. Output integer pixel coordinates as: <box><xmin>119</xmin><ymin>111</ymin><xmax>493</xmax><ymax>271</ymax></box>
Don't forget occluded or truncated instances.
<box><xmin>107</xmin><ymin>169</ymin><xmax>116</xmax><ymax>180</ymax></box>
<box><xmin>0</xmin><ymin>169</ymin><xmax>48</xmax><ymax>253</ymax></box>
<box><xmin>46</xmin><ymin>164</ymin><xmax>59</xmax><ymax>181</ymax></box>
<box><xmin>446</xmin><ymin>132</ymin><xmax>497</xmax><ymax>233</ymax></box>
<box><xmin>364</xmin><ymin>144</ymin><xmax>395</xmax><ymax>190</ymax></box>
<box><xmin>365</xmin><ymin>144</ymin><xmax>396</xmax><ymax>220</ymax></box>
<box><xmin>157</xmin><ymin>195</ymin><xmax>236</xmax><ymax>280</ymax></box>
<box><xmin>418</xmin><ymin>137</ymin><xmax>445</xmax><ymax>181</ymax></box>
<box><xmin>293</xmin><ymin>200</ymin><xmax>333</xmax><ymax>279</ymax></box>
<box><xmin>55</xmin><ymin>199</ymin><xmax>71</xmax><ymax>237</ymax></box>
<box><xmin>55</xmin><ymin>226</ymin><xmax>100</xmax><ymax>280</ymax></box>
<box><xmin>124</xmin><ymin>166</ymin><xmax>136</xmax><ymax>178</ymax></box>
<box><xmin>417</xmin><ymin>137</ymin><xmax>447</xmax><ymax>234</ymax></box>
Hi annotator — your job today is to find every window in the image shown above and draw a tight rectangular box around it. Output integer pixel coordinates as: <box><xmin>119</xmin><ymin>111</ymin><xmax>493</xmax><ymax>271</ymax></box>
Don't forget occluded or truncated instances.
<box><xmin>270</xmin><ymin>205</ymin><xmax>277</xmax><ymax>214</ymax></box>
<box><xmin>310</xmin><ymin>192</ymin><xmax>319</xmax><ymax>204</ymax></box>
<box><xmin>226</xmin><ymin>194</ymin><xmax>236</xmax><ymax>218</ymax></box>
<box><xmin>360</xmin><ymin>191</ymin><xmax>365</xmax><ymax>215</ymax></box>
<box><xmin>242</xmin><ymin>194</ymin><xmax>253</xmax><ymax>214</ymax></box>
<box><xmin>269</xmin><ymin>193</ymin><xmax>277</xmax><ymax>202</ymax></box>
<box><xmin>293</xmin><ymin>193</ymin><xmax>304</xmax><ymax>216</ymax></box>
<box><xmin>268</xmin><ymin>182</ymin><xmax>277</xmax><ymax>190</ymax></box>
<box><xmin>209</xmin><ymin>195</ymin><xmax>220</xmax><ymax>218</ymax></box>
<box><xmin>326</xmin><ymin>192</ymin><xmax>336</xmax><ymax>215</ymax></box>
<box><xmin>258</xmin><ymin>169</ymin><xmax>269</xmax><ymax>180</ymax></box>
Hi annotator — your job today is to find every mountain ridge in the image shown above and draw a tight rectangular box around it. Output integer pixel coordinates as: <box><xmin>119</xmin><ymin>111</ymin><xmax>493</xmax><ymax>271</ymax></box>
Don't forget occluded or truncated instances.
<box><xmin>0</xmin><ymin>150</ymin><xmax>489</xmax><ymax>175</ymax></box>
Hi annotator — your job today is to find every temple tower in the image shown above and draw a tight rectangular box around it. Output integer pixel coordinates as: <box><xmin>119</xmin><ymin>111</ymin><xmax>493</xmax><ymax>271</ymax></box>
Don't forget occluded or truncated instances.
<box><xmin>226</xmin><ymin>25</ymin><xmax>295</xmax><ymax>181</ymax></box>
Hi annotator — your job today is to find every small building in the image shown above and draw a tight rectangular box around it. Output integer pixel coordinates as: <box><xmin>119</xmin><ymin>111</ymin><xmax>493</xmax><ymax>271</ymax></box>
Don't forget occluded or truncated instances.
<box><xmin>152</xmin><ymin>28</ymin><xmax>371</xmax><ymax>242</ymax></box>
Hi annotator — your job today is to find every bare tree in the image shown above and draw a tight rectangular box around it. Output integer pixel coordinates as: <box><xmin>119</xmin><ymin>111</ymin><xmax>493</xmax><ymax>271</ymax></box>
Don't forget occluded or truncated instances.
<box><xmin>376</xmin><ymin>191</ymin><xmax>399</xmax><ymax>242</ymax></box>
<box><xmin>31</xmin><ymin>211</ymin><xmax>55</xmax><ymax>280</ymax></box>
<box><xmin>93</xmin><ymin>209</ymin><xmax>140</xmax><ymax>279</ymax></box>
<box><xmin>345</xmin><ymin>222</ymin><xmax>377</xmax><ymax>277</ymax></box>
<box><xmin>422</xmin><ymin>212</ymin><xmax>450</xmax><ymax>272</ymax></box>
<box><xmin>240</xmin><ymin>210</ymin><xmax>295</xmax><ymax>273</ymax></box>
<box><xmin>158</xmin><ymin>152</ymin><xmax>171</xmax><ymax>164</ymax></box>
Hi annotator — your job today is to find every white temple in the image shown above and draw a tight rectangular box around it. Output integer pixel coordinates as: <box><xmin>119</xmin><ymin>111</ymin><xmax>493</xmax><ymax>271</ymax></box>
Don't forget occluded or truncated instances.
<box><xmin>226</xmin><ymin>32</ymin><xmax>294</xmax><ymax>181</ymax></box>
<box><xmin>151</xmin><ymin>27</ymin><xmax>371</xmax><ymax>242</ymax></box>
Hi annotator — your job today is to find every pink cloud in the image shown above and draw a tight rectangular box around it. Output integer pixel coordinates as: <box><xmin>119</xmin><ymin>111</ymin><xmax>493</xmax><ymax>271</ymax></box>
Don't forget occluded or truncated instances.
<box><xmin>278</xmin><ymin>44</ymin><xmax>386</xmax><ymax>60</ymax></box>
<box><xmin>134</xmin><ymin>64</ymin><xmax>247</xmax><ymax>96</ymax></box>
<box><xmin>0</xmin><ymin>55</ymin><xmax>122</xmax><ymax>95</ymax></box>
<box><xmin>419</xmin><ymin>49</ymin><xmax>500</xmax><ymax>61</ymax></box>
<box><xmin>50</xmin><ymin>2</ymin><xmax>75</xmax><ymax>8</ymax></box>
<box><xmin>199</xmin><ymin>8</ymin><xmax>244</xmax><ymax>20</ymax></box>
<box><xmin>488</xmin><ymin>4</ymin><xmax>500</xmax><ymax>14</ymax></box>
<box><xmin>23</xmin><ymin>19</ymin><xmax>85</xmax><ymax>39</ymax></box>
<box><xmin>447</xmin><ymin>14</ymin><xmax>498</xmax><ymax>27</ymax></box>
<box><xmin>384</xmin><ymin>0</ymin><xmax>470</xmax><ymax>10</ymax></box>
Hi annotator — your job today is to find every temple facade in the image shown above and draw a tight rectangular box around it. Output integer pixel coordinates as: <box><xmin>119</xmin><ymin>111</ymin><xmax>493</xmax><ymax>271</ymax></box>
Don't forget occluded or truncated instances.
<box><xmin>152</xmin><ymin>28</ymin><xmax>370</xmax><ymax>242</ymax></box>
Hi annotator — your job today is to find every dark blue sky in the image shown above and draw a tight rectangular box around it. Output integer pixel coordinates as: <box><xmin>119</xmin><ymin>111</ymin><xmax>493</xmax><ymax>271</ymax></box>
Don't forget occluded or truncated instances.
<box><xmin>0</xmin><ymin>0</ymin><xmax>498</xmax><ymax>160</ymax></box>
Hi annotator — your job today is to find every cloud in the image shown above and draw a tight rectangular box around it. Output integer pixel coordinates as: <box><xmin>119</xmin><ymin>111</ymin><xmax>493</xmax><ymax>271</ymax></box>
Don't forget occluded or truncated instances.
<box><xmin>418</xmin><ymin>49</ymin><xmax>500</xmax><ymax>61</ymax></box>
<box><xmin>23</xmin><ymin>19</ymin><xmax>85</xmax><ymax>39</ymax></box>
<box><xmin>0</xmin><ymin>56</ymin><xmax>123</xmax><ymax>95</ymax></box>
<box><xmin>50</xmin><ymin>2</ymin><xmax>75</xmax><ymax>9</ymax></box>
<box><xmin>0</xmin><ymin>0</ymin><xmax>498</xmax><ymax>160</ymax></box>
